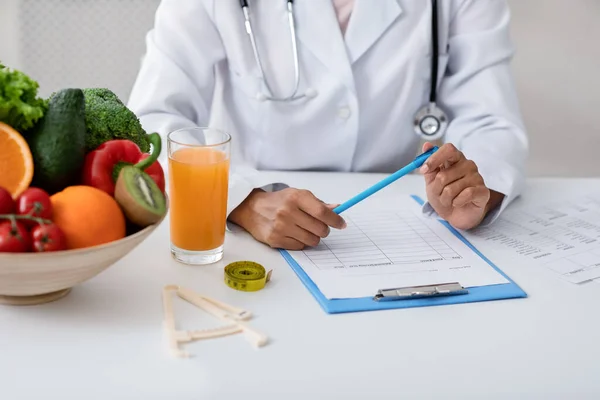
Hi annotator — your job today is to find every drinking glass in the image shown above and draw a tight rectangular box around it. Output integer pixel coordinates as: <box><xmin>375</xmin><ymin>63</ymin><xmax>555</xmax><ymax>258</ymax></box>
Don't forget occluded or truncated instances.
<box><xmin>167</xmin><ymin>127</ymin><xmax>231</xmax><ymax>264</ymax></box>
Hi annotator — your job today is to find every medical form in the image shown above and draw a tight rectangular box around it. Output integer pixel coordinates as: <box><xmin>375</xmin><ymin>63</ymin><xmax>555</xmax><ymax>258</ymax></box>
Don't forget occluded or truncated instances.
<box><xmin>286</xmin><ymin>197</ymin><xmax>508</xmax><ymax>300</ymax></box>
<box><xmin>463</xmin><ymin>194</ymin><xmax>600</xmax><ymax>284</ymax></box>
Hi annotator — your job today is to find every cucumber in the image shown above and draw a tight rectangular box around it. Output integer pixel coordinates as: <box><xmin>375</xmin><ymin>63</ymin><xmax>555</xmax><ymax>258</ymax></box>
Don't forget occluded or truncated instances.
<box><xmin>27</xmin><ymin>89</ymin><xmax>87</xmax><ymax>194</ymax></box>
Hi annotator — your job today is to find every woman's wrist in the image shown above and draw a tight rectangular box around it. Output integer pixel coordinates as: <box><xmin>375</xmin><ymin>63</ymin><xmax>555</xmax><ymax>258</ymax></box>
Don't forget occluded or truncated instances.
<box><xmin>228</xmin><ymin>188</ymin><xmax>264</xmax><ymax>227</ymax></box>
<box><xmin>485</xmin><ymin>190</ymin><xmax>504</xmax><ymax>215</ymax></box>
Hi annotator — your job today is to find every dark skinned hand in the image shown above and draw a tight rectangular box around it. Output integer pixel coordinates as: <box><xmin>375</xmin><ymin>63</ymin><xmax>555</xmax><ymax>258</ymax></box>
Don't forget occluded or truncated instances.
<box><xmin>420</xmin><ymin>142</ymin><xmax>504</xmax><ymax>230</ymax></box>
<box><xmin>229</xmin><ymin>188</ymin><xmax>346</xmax><ymax>250</ymax></box>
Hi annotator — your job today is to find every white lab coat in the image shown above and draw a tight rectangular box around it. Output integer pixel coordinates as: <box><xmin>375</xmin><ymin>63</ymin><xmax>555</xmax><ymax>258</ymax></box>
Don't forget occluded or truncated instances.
<box><xmin>128</xmin><ymin>0</ymin><xmax>528</xmax><ymax>224</ymax></box>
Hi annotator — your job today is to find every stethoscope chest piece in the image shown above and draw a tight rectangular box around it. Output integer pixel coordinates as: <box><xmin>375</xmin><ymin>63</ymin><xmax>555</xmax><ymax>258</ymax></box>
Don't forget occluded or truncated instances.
<box><xmin>412</xmin><ymin>0</ymin><xmax>449</xmax><ymax>141</ymax></box>
<box><xmin>414</xmin><ymin>102</ymin><xmax>448</xmax><ymax>141</ymax></box>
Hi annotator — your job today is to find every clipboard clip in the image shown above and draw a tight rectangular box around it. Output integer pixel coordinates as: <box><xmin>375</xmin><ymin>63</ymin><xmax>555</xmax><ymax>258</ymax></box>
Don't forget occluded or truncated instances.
<box><xmin>373</xmin><ymin>282</ymin><xmax>468</xmax><ymax>302</ymax></box>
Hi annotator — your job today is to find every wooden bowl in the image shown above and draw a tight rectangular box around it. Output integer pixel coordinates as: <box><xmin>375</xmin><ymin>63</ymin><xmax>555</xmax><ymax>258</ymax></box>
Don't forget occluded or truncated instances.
<box><xmin>0</xmin><ymin>213</ymin><xmax>167</xmax><ymax>306</ymax></box>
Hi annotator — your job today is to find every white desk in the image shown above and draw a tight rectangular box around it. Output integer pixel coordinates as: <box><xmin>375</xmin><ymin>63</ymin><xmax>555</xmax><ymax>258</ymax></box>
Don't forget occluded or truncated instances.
<box><xmin>1</xmin><ymin>173</ymin><xmax>599</xmax><ymax>400</ymax></box>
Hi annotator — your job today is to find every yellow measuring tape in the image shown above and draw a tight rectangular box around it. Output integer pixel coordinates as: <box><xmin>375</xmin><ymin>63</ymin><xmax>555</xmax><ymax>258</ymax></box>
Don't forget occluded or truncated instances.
<box><xmin>224</xmin><ymin>261</ymin><xmax>272</xmax><ymax>292</ymax></box>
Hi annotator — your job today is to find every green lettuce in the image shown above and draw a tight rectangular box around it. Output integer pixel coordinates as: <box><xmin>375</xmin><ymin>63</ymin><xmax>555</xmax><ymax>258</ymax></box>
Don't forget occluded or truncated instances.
<box><xmin>0</xmin><ymin>63</ymin><xmax>47</xmax><ymax>133</ymax></box>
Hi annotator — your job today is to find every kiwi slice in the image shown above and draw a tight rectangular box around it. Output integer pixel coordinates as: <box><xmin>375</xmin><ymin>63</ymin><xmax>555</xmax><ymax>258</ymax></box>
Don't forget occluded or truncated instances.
<box><xmin>114</xmin><ymin>166</ymin><xmax>166</xmax><ymax>227</ymax></box>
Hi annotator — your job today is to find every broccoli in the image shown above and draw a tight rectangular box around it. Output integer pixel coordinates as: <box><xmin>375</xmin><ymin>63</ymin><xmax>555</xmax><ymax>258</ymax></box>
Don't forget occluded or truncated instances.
<box><xmin>0</xmin><ymin>63</ymin><xmax>47</xmax><ymax>133</ymax></box>
<box><xmin>81</xmin><ymin>88</ymin><xmax>150</xmax><ymax>152</ymax></box>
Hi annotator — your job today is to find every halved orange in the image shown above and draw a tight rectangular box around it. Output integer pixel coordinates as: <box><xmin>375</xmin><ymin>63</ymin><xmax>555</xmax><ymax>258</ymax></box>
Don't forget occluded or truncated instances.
<box><xmin>0</xmin><ymin>122</ymin><xmax>34</xmax><ymax>199</ymax></box>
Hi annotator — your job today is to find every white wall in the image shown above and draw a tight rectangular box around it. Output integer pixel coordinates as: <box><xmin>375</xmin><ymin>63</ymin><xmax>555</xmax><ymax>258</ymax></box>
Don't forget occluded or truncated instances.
<box><xmin>0</xmin><ymin>0</ymin><xmax>598</xmax><ymax>178</ymax></box>
<box><xmin>0</xmin><ymin>0</ymin><xmax>160</xmax><ymax>101</ymax></box>
<box><xmin>507</xmin><ymin>0</ymin><xmax>600</xmax><ymax>177</ymax></box>
<box><xmin>0</xmin><ymin>0</ymin><xmax>21</xmax><ymax>68</ymax></box>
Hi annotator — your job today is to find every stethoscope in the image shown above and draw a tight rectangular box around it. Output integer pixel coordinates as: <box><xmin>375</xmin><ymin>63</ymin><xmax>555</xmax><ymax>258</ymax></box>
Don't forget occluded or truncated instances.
<box><xmin>239</xmin><ymin>0</ymin><xmax>449</xmax><ymax>141</ymax></box>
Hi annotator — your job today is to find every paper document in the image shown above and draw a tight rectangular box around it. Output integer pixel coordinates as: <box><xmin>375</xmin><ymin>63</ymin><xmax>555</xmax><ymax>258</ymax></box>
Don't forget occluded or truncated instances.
<box><xmin>462</xmin><ymin>194</ymin><xmax>600</xmax><ymax>284</ymax></box>
<box><xmin>286</xmin><ymin>197</ymin><xmax>508</xmax><ymax>299</ymax></box>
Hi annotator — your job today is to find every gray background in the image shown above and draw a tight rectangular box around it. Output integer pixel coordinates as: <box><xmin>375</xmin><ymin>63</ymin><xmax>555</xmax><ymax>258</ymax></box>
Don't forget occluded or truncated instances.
<box><xmin>0</xmin><ymin>0</ymin><xmax>598</xmax><ymax>177</ymax></box>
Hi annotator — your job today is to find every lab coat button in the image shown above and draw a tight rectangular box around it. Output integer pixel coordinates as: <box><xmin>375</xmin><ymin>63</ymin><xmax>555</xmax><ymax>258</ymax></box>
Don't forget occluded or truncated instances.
<box><xmin>256</xmin><ymin>92</ymin><xmax>267</xmax><ymax>102</ymax></box>
<box><xmin>305</xmin><ymin>88</ymin><xmax>318</xmax><ymax>98</ymax></box>
<box><xmin>338</xmin><ymin>107</ymin><xmax>351</xmax><ymax>120</ymax></box>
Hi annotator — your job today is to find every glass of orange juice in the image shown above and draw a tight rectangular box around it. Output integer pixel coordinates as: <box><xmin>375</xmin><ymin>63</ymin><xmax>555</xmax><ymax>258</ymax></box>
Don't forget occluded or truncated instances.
<box><xmin>167</xmin><ymin>127</ymin><xmax>231</xmax><ymax>265</ymax></box>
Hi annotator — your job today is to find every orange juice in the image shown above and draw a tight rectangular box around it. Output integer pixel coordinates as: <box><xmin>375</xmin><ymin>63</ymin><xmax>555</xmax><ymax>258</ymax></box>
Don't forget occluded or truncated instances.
<box><xmin>168</xmin><ymin>147</ymin><xmax>230</xmax><ymax>251</ymax></box>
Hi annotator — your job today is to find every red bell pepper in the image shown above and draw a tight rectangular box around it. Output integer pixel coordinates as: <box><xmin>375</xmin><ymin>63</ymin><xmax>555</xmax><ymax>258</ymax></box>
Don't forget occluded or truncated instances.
<box><xmin>82</xmin><ymin>133</ymin><xmax>165</xmax><ymax>196</ymax></box>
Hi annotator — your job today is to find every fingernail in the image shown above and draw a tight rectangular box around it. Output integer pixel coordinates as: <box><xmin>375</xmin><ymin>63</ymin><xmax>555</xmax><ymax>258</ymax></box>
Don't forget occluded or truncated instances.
<box><xmin>420</xmin><ymin>164</ymin><xmax>429</xmax><ymax>173</ymax></box>
<box><xmin>341</xmin><ymin>220</ymin><xmax>347</xmax><ymax>229</ymax></box>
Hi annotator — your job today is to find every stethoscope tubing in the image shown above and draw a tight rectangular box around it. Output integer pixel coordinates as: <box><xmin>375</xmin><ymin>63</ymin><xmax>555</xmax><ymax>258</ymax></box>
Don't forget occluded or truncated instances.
<box><xmin>242</xmin><ymin>0</ymin><xmax>304</xmax><ymax>101</ymax></box>
<box><xmin>239</xmin><ymin>0</ymin><xmax>448</xmax><ymax>139</ymax></box>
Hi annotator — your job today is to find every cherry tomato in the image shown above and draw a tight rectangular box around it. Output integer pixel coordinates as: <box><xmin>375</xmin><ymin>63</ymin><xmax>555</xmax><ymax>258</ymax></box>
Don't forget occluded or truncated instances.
<box><xmin>0</xmin><ymin>220</ymin><xmax>31</xmax><ymax>252</ymax></box>
<box><xmin>16</xmin><ymin>188</ymin><xmax>52</xmax><ymax>227</ymax></box>
<box><xmin>0</xmin><ymin>187</ymin><xmax>15</xmax><ymax>215</ymax></box>
<box><xmin>31</xmin><ymin>223</ymin><xmax>67</xmax><ymax>252</ymax></box>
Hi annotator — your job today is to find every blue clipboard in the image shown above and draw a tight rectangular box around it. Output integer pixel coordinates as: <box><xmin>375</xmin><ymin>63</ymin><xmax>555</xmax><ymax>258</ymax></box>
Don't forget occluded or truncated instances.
<box><xmin>278</xmin><ymin>195</ymin><xmax>527</xmax><ymax>314</ymax></box>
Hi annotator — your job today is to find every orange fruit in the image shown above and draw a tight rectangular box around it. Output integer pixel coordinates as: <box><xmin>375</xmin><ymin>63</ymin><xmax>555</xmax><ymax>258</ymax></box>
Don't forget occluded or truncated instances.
<box><xmin>0</xmin><ymin>121</ymin><xmax>34</xmax><ymax>198</ymax></box>
<box><xmin>50</xmin><ymin>186</ymin><xmax>126</xmax><ymax>249</ymax></box>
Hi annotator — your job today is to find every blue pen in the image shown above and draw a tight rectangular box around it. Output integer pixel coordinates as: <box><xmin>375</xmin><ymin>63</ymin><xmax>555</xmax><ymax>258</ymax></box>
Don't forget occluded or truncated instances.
<box><xmin>333</xmin><ymin>146</ymin><xmax>439</xmax><ymax>214</ymax></box>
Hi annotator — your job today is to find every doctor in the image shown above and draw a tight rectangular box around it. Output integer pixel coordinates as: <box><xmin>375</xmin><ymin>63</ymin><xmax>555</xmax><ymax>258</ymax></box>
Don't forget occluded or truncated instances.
<box><xmin>128</xmin><ymin>0</ymin><xmax>528</xmax><ymax>250</ymax></box>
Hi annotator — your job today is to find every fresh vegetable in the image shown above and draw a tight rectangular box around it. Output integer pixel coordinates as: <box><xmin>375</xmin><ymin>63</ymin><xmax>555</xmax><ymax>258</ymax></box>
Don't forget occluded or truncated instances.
<box><xmin>0</xmin><ymin>64</ymin><xmax>47</xmax><ymax>134</ymax></box>
<box><xmin>0</xmin><ymin>219</ymin><xmax>31</xmax><ymax>252</ymax></box>
<box><xmin>31</xmin><ymin>223</ymin><xmax>67</xmax><ymax>252</ymax></box>
<box><xmin>51</xmin><ymin>186</ymin><xmax>126</xmax><ymax>250</ymax></box>
<box><xmin>0</xmin><ymin>121</ymin><xmax>34</xmax><ymax>198</ymax></box>
<box><xmin>81</xmin><ymin>88</ymin><xmax>150</xmax><ymax>152</ymax></box>
<box><xmin>27</xmin><ymin>88</ymin><xmax>87</xmax><ymax>194</ymax></box>
<box><xmin>16</xmin><ymin>187</ymin><xmax>52</xmax><ymax>228</ymax></box>
<box><xmin>0</xmin><ymin>187</ymin><xmax>15</xmax><ymax>214</ymax></box>
<box><xmin>0</xmin><ymin>186</ymin><xmax>67</xmax><ymax>253</ymax></box>
<box><xmin>82</xmin><ymin>132</ymin><xmax>165</xmax><ymax>196</ymax></box>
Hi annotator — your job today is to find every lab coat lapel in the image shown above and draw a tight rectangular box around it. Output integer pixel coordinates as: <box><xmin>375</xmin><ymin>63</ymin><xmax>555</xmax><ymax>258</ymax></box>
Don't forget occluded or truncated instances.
<box><xmin>345</xmin><ymin>0</ymin><xmax>403</xmax><ymax>64</ymax></box>
<box><xmin>294</xmin><ymin>0</ymin><xmax>355</xmax><ymax>92</ymax></box>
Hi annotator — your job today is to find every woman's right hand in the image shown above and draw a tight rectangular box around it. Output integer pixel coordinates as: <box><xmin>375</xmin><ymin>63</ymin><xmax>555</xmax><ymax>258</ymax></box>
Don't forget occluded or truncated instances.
<box><xmin>228</xmin><ymin>188</ymin><xmax>347</xmax><ymax>250</ymax></box>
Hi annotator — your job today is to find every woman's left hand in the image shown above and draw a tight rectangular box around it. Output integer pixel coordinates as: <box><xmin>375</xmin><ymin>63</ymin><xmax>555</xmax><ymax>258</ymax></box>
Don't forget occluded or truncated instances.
<box><xmin>419</xmin><ymin>142</ymin><xmax>503</xmax><ymax>230</ymax></box>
